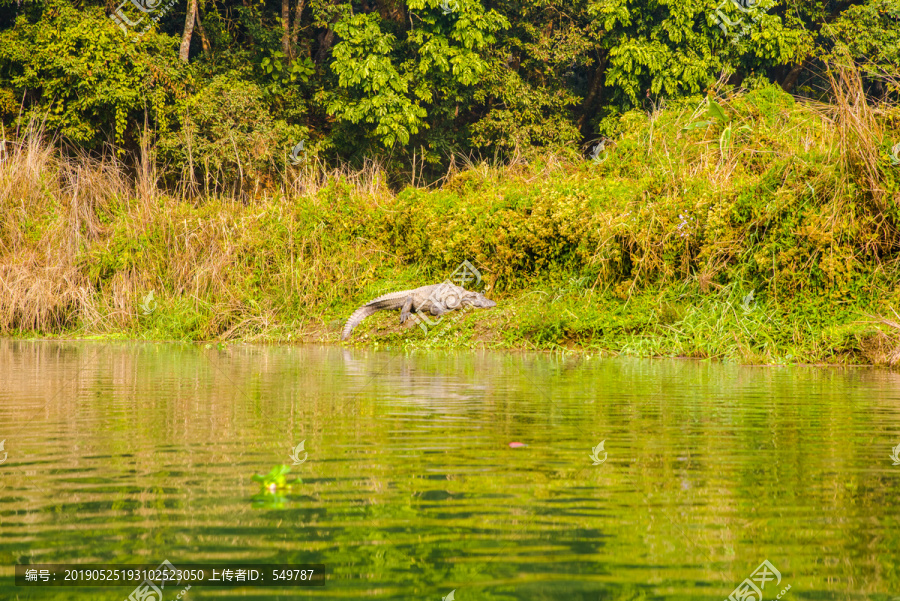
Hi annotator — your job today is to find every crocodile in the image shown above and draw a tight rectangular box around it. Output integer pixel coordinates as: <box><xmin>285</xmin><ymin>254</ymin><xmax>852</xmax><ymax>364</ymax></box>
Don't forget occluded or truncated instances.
<box><xmin>341</xmin><ymin>282</ymin><xmax>496</xmax><ymax>341</ymax></box>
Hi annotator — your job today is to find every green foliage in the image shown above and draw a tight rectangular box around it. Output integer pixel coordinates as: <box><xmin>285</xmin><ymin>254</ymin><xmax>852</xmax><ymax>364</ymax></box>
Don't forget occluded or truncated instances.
<box><xmin>3</xmin><ymin>82</ymin><xmax>899</xmax><ymax>363</ymax></box>
<box><xmin>469</xmin><ymin>63</ymin><xmax>583</xmax><ymax>149</ymax></box>
<box><xmin>327</xmin><ymin>13</ymin><xmax>428</xmax><ymax>147</ymax></box>
<box><xmin>823</xmin><ymin>0</ymin><xmax>900</xmax><ymax>97</ymax></box>
<box><xmin>250</xmin><ymin>464</ymin><xmax>302</xmax><ymax>509</ymax></box>
<box><xmin>0</xmin><ymin>0</ymin><xmax>183</xmax><ymax>146</ymax></box>
<box><xmin>155</xmin><ymin>73</ymin><xmax>305</xmax><ymax>190</ymax></box>
<box><xmin>260</xmin><ymin>51</ymin><xmax>315</xmax><ymax>97</ymax></box>
<box><xmin>597</xmin><ymin>0</ymin><xmax>811</xmax><ymax>106</ymax></box>
<box><xmin>682</xmin><ymin>97</ymin><xmax>751</xmax><ymax>156</ymax></box>
<box><xmin>0</xmin><ymin>0</ymin><xmax>884</xmax><ymax>172</ymax></box>
<box><xmin>2</xmin><ymin>0</ymin><xmax>900</xmax><ymax>363</ymax></box>
<box><xmin>251</xmin><ymin>464</ymin><xmax>302</xmax><ymax>490</ymax></box>
<box><xmin>326</xmin><ymin>2</ymin><xmax>507</xmax><ymax>147</ymax></box>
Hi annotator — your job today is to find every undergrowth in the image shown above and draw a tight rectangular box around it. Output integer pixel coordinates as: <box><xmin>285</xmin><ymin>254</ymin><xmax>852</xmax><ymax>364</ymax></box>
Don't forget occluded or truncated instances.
<box><xmin>2</xmin><ymin>74</ymin><xmax>899</xmax><ymax>365</ymax></box>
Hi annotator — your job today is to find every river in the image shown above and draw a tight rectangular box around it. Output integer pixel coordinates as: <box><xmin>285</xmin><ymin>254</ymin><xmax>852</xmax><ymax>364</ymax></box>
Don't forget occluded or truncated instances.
<box><xmin>1</xmin><ymin>340</ymin><xmax>898</xmax><ymax>600</ymax></box>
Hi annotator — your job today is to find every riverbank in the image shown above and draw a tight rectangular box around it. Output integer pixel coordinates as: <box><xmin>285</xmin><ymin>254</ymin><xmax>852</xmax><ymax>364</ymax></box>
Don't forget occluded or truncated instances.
<box><xmin>14</xmin><ymin>283</ymin><xmax>899</xmax><ymax>366</ymax></box>
<box><xmin>2</xmin><ymin>82</ymin><xmax>899</xmax><ymax>364</ymax></box>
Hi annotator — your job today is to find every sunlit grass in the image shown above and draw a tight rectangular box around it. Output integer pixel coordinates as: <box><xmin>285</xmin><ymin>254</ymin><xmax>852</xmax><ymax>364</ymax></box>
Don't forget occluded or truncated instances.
<box><xmin>1</xmin><ymin>74</ymin><xmax>899</xmax><ymax>364</ymax></box>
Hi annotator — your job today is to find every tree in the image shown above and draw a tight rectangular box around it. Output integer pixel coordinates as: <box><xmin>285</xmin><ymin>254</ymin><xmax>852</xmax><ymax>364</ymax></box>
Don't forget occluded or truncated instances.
<box><xmin>180</xmin><ymin>0</ymin><xmax>198</xmax><ymax>62</ymax></box>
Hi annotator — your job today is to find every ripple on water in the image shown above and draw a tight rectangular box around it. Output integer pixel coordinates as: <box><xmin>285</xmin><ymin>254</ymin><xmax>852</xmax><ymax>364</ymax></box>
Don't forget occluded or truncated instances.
<box><xmin>0</xmin><ymin>341</ymin><xmax>898</xmax><ymax>600</ymax></box>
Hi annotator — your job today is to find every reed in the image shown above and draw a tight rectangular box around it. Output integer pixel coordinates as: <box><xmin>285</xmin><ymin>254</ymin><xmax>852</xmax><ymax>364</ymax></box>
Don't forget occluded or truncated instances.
<box><xmin>1</xmin><ymin>73</ymin><xmax>898</xmax><ymax>364</ymax></box>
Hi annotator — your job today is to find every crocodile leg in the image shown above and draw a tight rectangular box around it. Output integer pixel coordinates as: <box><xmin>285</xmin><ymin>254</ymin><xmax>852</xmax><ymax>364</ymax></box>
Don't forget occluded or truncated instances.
<box><xmin>399</xmin><ymin>296</ymin><xmax>414</xmax><ymax>323</ymax></box>
<box><xmin>429</xmin><ymin>303</ymin><xmax>448</xmax><ymax>317</ymax></box>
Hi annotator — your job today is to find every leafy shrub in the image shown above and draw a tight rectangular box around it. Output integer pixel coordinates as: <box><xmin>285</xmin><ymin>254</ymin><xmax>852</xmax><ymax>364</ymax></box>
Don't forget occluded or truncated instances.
<box><xmin>0</xmin><ymin>0</ymin><xmax>183</xmax><ymax>146</ymax></box>
<box><xmin>156</xmin><ymin>73</ymin><xmax>306</xmax><ymax>194</ymax></box>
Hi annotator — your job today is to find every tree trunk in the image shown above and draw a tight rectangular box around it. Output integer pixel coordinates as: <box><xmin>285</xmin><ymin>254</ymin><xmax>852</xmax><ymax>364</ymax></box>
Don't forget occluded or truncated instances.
<box><xmin>179</xmin><ymin>0</ymin><xmax>198</xmax><ymax>63</ymax></box>
<box><xmin>315</xmin><ymin>28</ymin><xmax>335</xmax><ymax>67</ymax></box>
<box><xmin>577</xmin><ymin>56</ymin><xmax>608</xmax><ymax>133</ymax></box>
<box><xmin>781</xmin><ymin>59</ymin><xmax>807</xmax><ymax>94</ymax></box>
<box><xmin>289</xmin><ymin>0</ymin><xmax>307</xmax><ymax>59</ymax></box>
<box><xmin>195</xmin><ymin>7</ymin><xmax>211</xmax><ymax>54</ymax></box>
<box><xmin>240</xmin><ymin>0</ymin><xmax>254</xmax><ymax>47</ymax></box>
<box><xmin>281</xmin><ymin>0</ymin><xmax>291</xmax><ymax>62</ymax></box>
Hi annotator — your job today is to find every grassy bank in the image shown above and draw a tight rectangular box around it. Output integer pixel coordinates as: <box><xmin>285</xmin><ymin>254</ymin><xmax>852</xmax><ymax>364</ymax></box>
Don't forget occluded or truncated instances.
<box><xmin>2</xmin><ymin>78</ymin><xmax>900</xmax><ymax>364</ymax></box>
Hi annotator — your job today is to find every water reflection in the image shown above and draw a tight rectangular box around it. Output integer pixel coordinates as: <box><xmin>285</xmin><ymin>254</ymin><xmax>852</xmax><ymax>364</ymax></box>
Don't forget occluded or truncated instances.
<box><xmin>0</xmin><ymin>340</ymin><xmax>898</xmax><ymax>600</ymax></box>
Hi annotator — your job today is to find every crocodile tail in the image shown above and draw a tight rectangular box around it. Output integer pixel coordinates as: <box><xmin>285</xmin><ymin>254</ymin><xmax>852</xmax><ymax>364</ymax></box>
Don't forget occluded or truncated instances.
<box><xmin>341</xmin><ymin>289</ymin><xmax>418</xmax><ymax>341</ymax></box>
<box><xmin>341</xmin><ymin>305</ymin><xmax>382</xmax><ymax>340</ymax></box>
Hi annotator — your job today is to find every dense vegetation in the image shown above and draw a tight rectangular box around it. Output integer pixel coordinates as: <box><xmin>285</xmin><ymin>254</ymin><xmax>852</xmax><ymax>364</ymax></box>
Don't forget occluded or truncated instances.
<box><xmin>0</xmin><ymin>0</ymin><xmax>899</xmax><ymax>363</ymax></box>
<box><xmin>1</xmin><ymin>0</ymin><xmax>898</xmax><ymax>184</ymax></box>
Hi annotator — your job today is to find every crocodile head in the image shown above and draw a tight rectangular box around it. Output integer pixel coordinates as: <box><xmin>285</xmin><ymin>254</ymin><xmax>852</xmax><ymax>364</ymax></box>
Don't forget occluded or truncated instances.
<box><xmin>460</xmin><ymin>291</ymin><xmax>496</xmax><ymax>309</ymax></box>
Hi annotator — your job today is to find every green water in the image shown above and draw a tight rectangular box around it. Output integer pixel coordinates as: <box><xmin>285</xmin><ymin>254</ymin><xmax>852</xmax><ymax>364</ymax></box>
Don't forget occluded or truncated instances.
<box><xmin>1</xmin><ymin>340</ymin><xmax>899</xmax><ymax>600</ymax></box>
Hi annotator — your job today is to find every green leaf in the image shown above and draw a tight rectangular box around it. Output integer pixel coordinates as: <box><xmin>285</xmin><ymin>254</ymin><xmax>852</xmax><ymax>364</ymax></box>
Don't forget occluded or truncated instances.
<box><xmin>708</xmin><ymin>100</ymin><xmax>727</xmax><ymax>122</ymax></box>
<box><xmin>720</xmin><ymin>124</ymin><xmax>733</xmax><ymax>153</ymax></box>
<box><xmin>682</xmin><ymin>120</ymin><xmax>713</xmax><ymax>130</ymax></box>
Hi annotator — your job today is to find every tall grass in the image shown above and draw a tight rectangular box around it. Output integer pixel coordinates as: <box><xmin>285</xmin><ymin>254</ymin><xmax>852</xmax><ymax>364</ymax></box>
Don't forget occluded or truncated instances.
<box><xmin>1</xmin><ymin>73</ymin><xmax>899</xmax><ymax>363</ymax></box>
